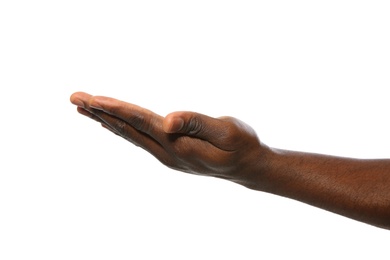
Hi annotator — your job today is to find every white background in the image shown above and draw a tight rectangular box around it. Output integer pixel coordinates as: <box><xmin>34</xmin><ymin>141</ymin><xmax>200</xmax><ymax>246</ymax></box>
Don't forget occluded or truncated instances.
<box><xmin>1</xmin><ymin>1</ymin><xmax>390</xmax><ymax>259</ymax></box>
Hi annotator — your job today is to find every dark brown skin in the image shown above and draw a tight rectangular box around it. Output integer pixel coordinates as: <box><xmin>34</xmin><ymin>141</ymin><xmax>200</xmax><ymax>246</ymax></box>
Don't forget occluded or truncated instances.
<box><xmin>70</xmin><ymin>92</ymin><xmax>390</xmax><ymax>230</ymax></box>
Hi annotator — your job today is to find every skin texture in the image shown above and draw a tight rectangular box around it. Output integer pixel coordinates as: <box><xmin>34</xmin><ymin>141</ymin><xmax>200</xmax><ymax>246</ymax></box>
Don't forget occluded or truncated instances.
<box><xmin>70</xmin><ymin>92</ymin><xmax>390</xmax><ymax>230</ymax></box>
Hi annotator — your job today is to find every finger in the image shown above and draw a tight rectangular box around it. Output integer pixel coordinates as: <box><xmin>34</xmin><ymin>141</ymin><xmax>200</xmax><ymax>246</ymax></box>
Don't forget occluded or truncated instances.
<box><xmin>73</xmin><ymin>93</ymin><xmax>122</xmax><ymax>138</ymax></box>
<box><xmin>77</xmin><ymin>107</ymin><xmax>103</xmax><ymax>123</ymax></box>
<box><xmin>70</xmin><ymin>92</ymin><xmax>93</xmax><ymax>108</ymax></box>
<box><xmin>88</xmin><ymin>96</ymin><xmax>165</xmax><ymax>141</ymax></box>
<box><xmin>90</xmin><ymin>108</ymin><xmax>174</xmax><ymax>165</ymax></box>
<box><xmin>72</xmin><ymin>92</ymin><xmax>177</xmax><ymax>166</ymax></box>
<box><xmin>101</xmin><ymin>123</ymin><xmax>120</xmax><ymax>136</ymax></box>
<box><xmin>163</xmin><ymin>112</ymin><xmax>242</xmax><ymax>151</ymax></box>
<box><xmin>77</xmin><ymin>107</ymin><xmax>127</xmax><ymax>142</ymax></box>
<box><xmin>73</xmin><ymin>93</ymin><xmax>175</xmax><ymax>163</ymax></box>
<box><xmin>72</xmin><ymin>92</ymin><xmax>103</xmax><ymax>121</ymax></box>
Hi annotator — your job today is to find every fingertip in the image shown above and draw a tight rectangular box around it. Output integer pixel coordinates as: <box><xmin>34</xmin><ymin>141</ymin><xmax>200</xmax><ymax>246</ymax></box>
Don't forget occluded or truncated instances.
<box><xmin>69</xmin><ymin>94</ymin><xmax>80</xmax><ymax>106</ymax></box>
<box><xmin>76</xmin><ymin>106</ymin><xmax>90</xmax><ymax>116</ymax></box>
<box><xmin>163</xmin><ymin>114</ymin><xmax>184</xmax><ymax>133</ymax></box>
<box><xmin>70</xmin><ymin>92</ymin><xmax>91</xmax><ymax>107</ymax></box>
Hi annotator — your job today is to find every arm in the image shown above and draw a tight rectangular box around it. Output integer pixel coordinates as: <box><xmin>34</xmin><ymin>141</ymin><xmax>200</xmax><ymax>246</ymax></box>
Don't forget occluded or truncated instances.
<box><xmin>70</xmin><ymin>92</ymin><xmax>390</xmax><ymax>230</ymax></box>
<box><xmin>257</xmin><ymin>149</ymin><xmax>390</xmax><ymax>230</ymax></box>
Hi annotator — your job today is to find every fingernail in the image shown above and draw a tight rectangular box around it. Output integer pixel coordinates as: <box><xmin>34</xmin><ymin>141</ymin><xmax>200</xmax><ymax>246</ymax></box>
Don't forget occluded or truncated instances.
<box><xmin>170</xmin><ymin>117</ymin><xmax>184</xmax><ymax>132</ymax></box>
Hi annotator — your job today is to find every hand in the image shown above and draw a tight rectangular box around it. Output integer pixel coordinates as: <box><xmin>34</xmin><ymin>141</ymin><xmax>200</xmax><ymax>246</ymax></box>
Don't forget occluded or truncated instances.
<box><xmin>70</xmin><ymin>92</ymin><xmax>268</xmax><ymax>186</ymax></box>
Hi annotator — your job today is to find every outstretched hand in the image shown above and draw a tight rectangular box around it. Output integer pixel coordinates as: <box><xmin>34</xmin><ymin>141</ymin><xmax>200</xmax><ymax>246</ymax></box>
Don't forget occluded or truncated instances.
<box><xmin>70</xmin><ymin>92</ymin><xmax>268</xmax><ymax>186</ymax></box>
<box><xmin>70</xmin><ymin>92</ymin><xmax>390</xmax><ymax>229</ymax></box>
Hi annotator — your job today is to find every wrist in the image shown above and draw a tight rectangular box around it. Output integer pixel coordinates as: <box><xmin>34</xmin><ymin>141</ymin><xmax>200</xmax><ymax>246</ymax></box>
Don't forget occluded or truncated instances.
<box><xmin>234</xmin><ymin>143</ymin><xmax>277</xmax><ymax>191</ymax></box>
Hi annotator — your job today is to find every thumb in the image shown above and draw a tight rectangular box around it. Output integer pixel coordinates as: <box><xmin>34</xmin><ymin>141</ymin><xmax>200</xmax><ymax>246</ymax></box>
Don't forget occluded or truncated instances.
<box><xmin>163</xmin><ymin>111</ymin><xmax>225</xmax><ymax>139</ymax></box>
<box><xmin>163</xmin><ymin>112</ymin><xmax>185</xmax><ymax>133</ymax></box>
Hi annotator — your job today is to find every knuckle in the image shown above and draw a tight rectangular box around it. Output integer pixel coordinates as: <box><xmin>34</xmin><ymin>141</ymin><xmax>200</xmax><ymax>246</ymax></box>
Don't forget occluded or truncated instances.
<box><xmin>127</xmin><ymin>112</ymin><xmax>146</xmax><ymax>130</ymax></box>
<box><xmin>105</xmin><ymin>105</ymin><xmax>119</xmax><ymax>115</ymax></box>
<box><xmin>186</xmin><ymin>117</ymin><xmax>203</xmax><ymax>135</ymax></box>
<box><xmin>220</xmin><ymin>119</ymin><xmax>242</xmax><ymax>143</ymax></box>
<box><xmin>113</xmin><ymin>119</ymin><xmax>127</xmax><ymax>135</ymax></box>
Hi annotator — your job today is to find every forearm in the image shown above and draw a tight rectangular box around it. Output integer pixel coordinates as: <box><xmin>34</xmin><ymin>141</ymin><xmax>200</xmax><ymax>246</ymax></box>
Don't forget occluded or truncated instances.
<box><xmin>248</xmin><ymin>148</ymin><xmax>390</xmax><ymax>229</ymax></box>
